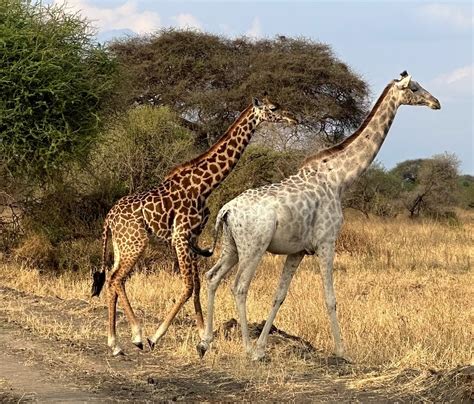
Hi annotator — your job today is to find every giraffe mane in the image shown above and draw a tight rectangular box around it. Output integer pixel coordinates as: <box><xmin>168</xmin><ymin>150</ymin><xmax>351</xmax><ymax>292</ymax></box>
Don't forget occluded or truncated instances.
<box><xmin>165</xmin><ymin>104</ymin><xmax>253</xmax><ymax>179</ymax></box>
<box><xmin>302</xmin><ymin>81</ymin><xmax>395</xmax><ymax>167</ymax></box>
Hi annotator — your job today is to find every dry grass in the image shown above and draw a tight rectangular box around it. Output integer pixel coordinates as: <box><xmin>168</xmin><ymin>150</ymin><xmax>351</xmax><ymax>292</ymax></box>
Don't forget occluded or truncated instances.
<box><xmin>1</xmin><ymin>214</ymin><xmax>472</xmax><ymax>399</ymax></box>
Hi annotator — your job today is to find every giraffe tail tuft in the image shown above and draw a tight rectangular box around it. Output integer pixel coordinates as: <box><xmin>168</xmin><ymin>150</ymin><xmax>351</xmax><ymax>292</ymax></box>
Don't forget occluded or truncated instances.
<box><xmin>91</xmin><ymin>218</ymin><xmax>110</xmax><ymax>297</ymax></box>
<box><xmin>188</xmin><ymin>209</ymin><xmax>228</xmax><ymax>257</ymax></box>
<box><xmin>91</xmin><ymin>270</ymin><xmax>106</xmax><ymax>297</ymax></box>
<box><xmin>188</xmin><ymin>239</ymin><xmax>214</xmax><ymax>257</ymax></box>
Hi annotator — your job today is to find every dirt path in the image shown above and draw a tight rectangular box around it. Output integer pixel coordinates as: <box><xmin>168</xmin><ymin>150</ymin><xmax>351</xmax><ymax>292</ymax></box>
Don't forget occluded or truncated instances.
<box><xmin>0</xmin><ymin>329</ymin><xmax>107</xmax><ymax>403</ymax></box>
<box><xmin>0</xmin><ymin>285</ymin><xmax>471</xmax><ymax>402</ymax></box>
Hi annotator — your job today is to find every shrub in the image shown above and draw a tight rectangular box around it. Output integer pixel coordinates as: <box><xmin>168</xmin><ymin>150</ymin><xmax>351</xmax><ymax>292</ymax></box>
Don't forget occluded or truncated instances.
<box><xmin>89</xmin><ymin>106</ymin><xmax>196</xmax><ymax>193</ymax></box>
<box><xmin>1</xmin><ymin>0</ymin><xmax>116</xmax><ymax>179</ymax></box>
<box><xmin>13</xmin><ymin>232</ymin><xmax>56</xmax><ymax>270</ymax></box>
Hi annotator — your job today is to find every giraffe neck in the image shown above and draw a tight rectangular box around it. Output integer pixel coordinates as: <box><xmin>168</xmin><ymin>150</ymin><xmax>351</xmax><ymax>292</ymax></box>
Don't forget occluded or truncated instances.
<box><xmin>169</xmin><ymin>104</ymin><xmax>258</xmax><ymax>197</ymax></box>
<box><xmin>303</xmin><ymin>82</ymin><xmax>400</xmax><ymax>189</ymax></box>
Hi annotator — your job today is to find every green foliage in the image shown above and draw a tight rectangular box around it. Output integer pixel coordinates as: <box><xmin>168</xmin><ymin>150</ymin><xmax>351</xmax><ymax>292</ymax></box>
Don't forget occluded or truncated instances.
<box><xmin>0</xmin><ymin>0</ymin><xmax>116</xmax><ymax>179</ymax></box>
<box><xmin>11</xmin><ymin>106</ymin><xmax>194</xmax><ymax>245</ymax></box>
<box><xmin>457</xmin><ymin>175</ymin><xmax>474</xmax><ymax>209</ymax></box>
<box><xmin>109</xmin><ymin>30</ymin><xmax>369</xmax><ymax>147</ymax></box>
<box><xmin>390</xmin><ymin>158</ymin><xmax>425</xmax><ymax>188</ymax></box>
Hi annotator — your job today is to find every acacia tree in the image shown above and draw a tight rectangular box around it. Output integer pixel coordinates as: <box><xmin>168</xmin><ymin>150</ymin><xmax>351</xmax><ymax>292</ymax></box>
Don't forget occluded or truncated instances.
<box><xmin>109</xmin><ymin>30</ymin><xmax>369</xmax><ymax>148</ymax></box>
<box><xmin>0</xmin><ymin>0</ymin><xmax>116</xmax><ymax>180</ymax></box>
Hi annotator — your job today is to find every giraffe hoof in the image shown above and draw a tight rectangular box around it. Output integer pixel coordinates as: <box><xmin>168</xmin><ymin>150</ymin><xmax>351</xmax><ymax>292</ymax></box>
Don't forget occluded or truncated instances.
<box><xmin>133</xmin><ymin>341</ymin><xmax>144</xmax><ymax>350</ymax></box>
<box><xmin>112</xmin><ymin>347</ymin><xmax>125</xmax><ymax>357</ymax></box>
<box><xmin>147</xmin><ymin>338</ymin><xmax>155</xmax><ymax>351</ymax></box>
<box><xmin>251</xmin><ymin>353</ymin><xmax>269</xmax><ymax>363</ymax></box>
<box><xmin>196</xmin><ymin>342</ymin><xmax>207</xmax><ymax>359</ymax></box>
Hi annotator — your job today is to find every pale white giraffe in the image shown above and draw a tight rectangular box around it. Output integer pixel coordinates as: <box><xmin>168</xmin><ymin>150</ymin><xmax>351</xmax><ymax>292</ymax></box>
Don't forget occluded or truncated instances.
<box><xmin>191</xmin><ymin>72</ymin><xmax>441</xmax><ymax>361</ymax></box>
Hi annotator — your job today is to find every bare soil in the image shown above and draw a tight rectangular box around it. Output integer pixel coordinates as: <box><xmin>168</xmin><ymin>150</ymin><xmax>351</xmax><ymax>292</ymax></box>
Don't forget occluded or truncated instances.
<box><xmin>0</xmin><ymin>284</ymin><xmax>471</xmax><ymax>402</ymax></box>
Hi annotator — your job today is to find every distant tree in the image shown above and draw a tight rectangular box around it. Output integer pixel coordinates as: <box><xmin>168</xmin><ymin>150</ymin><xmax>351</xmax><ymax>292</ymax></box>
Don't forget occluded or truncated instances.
<box><xmin>343</xmin><ymin>162</ymin><xmax>402</xmax><ymax>217</ymax></box>
<box><xmin>390</xmin><ymin>158</ymin><xmax>425</xmax><ymax>185</ymax></box>
<box><xmin>396</xmin><ymin>153</ymin><xmax>460</xmax><ymax>218</ymax></box>
<box><xmin>457</xmin><ymin>175</ymin><xmax>474</xmax><ymax>209</ymax></box>
<box><xmin>0</xmin><ymin>0</ymin><xmax>116</xmax><ymax>180</ymax></box>
<box><xmin>108</xmin><ymin>30</ymin><xmax>369</xmax><ymax>148</ymax></box>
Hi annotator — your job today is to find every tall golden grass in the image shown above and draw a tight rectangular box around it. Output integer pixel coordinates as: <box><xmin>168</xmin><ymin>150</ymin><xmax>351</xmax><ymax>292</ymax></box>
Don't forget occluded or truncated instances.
<box><xmin>1</xmin><ymin>213</ymin><xmax>472</xmax><ymax>373</ymax></box>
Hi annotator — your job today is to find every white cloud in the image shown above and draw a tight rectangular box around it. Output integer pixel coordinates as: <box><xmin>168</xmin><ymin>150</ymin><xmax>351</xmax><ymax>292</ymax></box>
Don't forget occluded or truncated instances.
<box><xmin>430</xmin><ymin>65</ymin><xmax>474</xmax><ymax>100</ymax></box>
<box><xmin>172</xmin><ymin>13</ymin><xmax>202</xmax><ymax>31</ymax></box>
<box><xmin>245</xmin><ymin>17</ymin><xmax>262</xmax><ymax>39</ymax></box>
<box><xmin>418</xmin><ymin>4</ymin><xmax>473</xmax><ymax>29</ymax></box>
<box><xmin>56</xmin><ymin>0</ymin><xmax>161</xmax><ymax>34</ymax></box>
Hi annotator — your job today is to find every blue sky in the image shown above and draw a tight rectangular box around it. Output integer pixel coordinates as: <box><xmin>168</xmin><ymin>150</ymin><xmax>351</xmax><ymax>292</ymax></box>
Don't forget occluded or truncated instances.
<box><xmin>53</xmin><ymin>0</ymin><xmax>473</xmax><ymax>173</ymax></box>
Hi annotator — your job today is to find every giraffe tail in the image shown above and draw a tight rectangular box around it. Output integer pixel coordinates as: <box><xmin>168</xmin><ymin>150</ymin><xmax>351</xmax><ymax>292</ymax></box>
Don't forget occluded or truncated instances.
<box><xmin>188</xmin><ymin>209</ymin><xmax>228</xmax><ymax>257</ymax></box>
<box><xmin>91</xmin><ymin>218</ymin><xmax>110</xmax><ymax>297</ymax></box>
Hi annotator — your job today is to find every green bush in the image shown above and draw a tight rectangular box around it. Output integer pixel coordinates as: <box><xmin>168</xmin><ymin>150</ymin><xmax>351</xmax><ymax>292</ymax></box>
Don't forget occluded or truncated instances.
<box><xmin>0</xmin><ymin>0</ymin><xmax>116</xmax><ymax>179</ymax></box>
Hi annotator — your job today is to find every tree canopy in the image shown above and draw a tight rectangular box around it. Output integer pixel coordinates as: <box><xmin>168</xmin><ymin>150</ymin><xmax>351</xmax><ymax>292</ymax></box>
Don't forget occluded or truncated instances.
<box><xmin>0</xmin><ymin>0</ymin><xmax>117</xmax><ymax>179</ymax></box>
<box><xmin>109</xmin><ymin>30</ymin><xmax>369</xmax><ymax>147</ymax></box>
<box><xmin>394</xmin><ymin>154</ymin><xmax>460</xmax><ymax>218</ymax></box>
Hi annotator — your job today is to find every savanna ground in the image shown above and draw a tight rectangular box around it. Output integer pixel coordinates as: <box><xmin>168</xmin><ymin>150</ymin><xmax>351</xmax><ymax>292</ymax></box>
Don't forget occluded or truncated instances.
<box><xmin>0</xmin><ymin>213</ymin><xmax>472</xmax><ymax>402</ymax></box>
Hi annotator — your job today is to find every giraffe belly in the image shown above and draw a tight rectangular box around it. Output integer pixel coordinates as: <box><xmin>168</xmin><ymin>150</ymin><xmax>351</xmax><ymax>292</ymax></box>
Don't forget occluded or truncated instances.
<box><xmin>267</xmin><ymin>226</ymin><xmax>309</xmax><ymax>255</ymax></box>
<box><xmin>267</xmin><ymin>239</ymin><xmax>305</xmax><ymax>255</ymax></box>
<box><xmin>266</xmin><ymin>204</ymin><xmax>315</xmax><ymax>255</ymax></box>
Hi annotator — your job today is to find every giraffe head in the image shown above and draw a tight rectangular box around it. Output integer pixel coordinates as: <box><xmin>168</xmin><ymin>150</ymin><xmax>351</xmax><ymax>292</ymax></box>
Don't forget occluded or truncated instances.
<box><xmin>393</xmin><ymin>71</ymin><xmax>441</xmax><ymax>110</ymax></box>
<box><xmin>252</xmin><ymin>95</ymin><xmax>298</xmax><ymax>125</ymax></box>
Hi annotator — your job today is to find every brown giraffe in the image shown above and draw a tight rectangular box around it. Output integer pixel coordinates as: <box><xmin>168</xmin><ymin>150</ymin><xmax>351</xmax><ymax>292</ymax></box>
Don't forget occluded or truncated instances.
<box><xmin>91</xmin><ymin>97</ymin><xmax>297</xmax><ymax>356</ymax></box>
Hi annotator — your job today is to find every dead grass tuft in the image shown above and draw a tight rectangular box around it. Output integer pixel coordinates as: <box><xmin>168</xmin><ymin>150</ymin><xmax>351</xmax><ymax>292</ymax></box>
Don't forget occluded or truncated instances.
<box><xmin>13</xmin><ymin>233</ymin><xmax>56</xmax><ymax>270</ymax></box>
<box><xmin>350</xmin><ymin>365</ymin><xmax>473</xmax><ymax>402</ymax></box>
<box><xmin>335</xmin><ymin>223</ymin><xmax>376</xmax><ymax>255</ymax></box>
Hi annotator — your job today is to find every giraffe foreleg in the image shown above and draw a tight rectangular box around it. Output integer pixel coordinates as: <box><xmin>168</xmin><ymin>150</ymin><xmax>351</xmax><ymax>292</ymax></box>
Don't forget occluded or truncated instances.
<box><xmin>148</xmin><ymin>235</ymin><xmax>194</xmax><ymax>349</ymax></box>
<box><xmin>317</xmin><ymin>241</ymin><xmax>345</xmax><ymax>358</ymax></box>
<box><xmin>192</xmin><ymin>258</ymin><xmax>204</xmax><ymax>337</ymax></box>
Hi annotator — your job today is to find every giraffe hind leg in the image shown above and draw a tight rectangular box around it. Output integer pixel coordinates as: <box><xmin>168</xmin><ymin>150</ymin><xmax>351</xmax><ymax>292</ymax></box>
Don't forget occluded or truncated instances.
<box><xmin>107</xmin><ymin>281</ymin><xmax>123</xmax><ymax>356</ymax></box>
<box><xmin>107</xmin><ymin>234</ymin><xmax>147</xmax><ymax>355</ymax></box>
<box><xmin>197</xmin><ymin>247</ymin><xmax>238</xmax><ymax>358</ymax></box>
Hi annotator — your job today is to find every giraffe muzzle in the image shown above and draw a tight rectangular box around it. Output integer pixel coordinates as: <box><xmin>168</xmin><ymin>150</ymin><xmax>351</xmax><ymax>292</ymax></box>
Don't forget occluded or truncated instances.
<box><xmin>429</xmin><ymin>98</ymin><xmax>441</xmax><ymax>110</ymax></box>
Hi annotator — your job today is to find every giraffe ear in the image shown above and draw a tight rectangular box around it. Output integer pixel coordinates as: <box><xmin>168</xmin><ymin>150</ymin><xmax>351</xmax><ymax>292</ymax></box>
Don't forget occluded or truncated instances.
<box><xmin>396</xmin><ymin>74</ymin><xmax>412</xmax><ymax>89</ymax></box>
<box><xmin>253</xmin><ymin>97</ymin><xmax>263</xmax><ymax>108</ymax></box>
